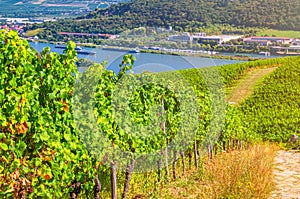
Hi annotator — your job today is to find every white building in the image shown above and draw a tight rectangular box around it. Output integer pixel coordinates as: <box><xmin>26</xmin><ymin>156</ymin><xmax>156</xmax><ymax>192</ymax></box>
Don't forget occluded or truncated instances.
<box><xmin>193</xmin><ymin>32</ymin><xmax>206</xmax><ymax>38</ymax></box>
<box><xmin>168</xmin><ymin>32</ymin><xmax>193</xmax><ymax>42</ymax></box>
<box><xmin>196</xmin><ymin>35</ymin><xmax>243</xmax><ymax>44</ymax></box>
<box><xmin>243</xmin><ymin>36</ymin><xmax>293</xmax><ymax>45</ymax></box>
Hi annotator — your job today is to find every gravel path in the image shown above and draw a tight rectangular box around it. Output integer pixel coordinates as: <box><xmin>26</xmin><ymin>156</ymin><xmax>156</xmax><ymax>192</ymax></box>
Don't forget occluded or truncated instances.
<box><xmin>269</xmin><ymin>150</ymin><xmax>300</xmax><ymax>199</ymax></box>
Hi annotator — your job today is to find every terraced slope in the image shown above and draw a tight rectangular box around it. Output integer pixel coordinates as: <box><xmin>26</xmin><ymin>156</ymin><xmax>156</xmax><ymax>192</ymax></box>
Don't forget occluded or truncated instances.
<box><xmin>240</xmin><ymin>56</ymin><xmax>300</xmax><ymax>141</ymax></box>
<box><xmin>227</xmin><ymin>67</ymin><xmax>277</xmax><ymax>105</ymax></box>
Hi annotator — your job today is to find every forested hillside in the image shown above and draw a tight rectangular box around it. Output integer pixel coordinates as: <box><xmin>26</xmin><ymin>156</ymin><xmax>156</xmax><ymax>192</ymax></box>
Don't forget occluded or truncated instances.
<box><xmin>30</xmin><ymin>0</ymin><xmax>300</xmax><ymax>35</ymax></box>
<box><xmin>91</xmin><ymin>0</ymin><xmax>300</xmax><ymax>31</ymax></box>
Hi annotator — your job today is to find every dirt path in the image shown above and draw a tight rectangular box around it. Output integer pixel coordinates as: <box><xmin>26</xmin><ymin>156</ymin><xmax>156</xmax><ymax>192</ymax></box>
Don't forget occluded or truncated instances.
<box><xmin>269</xmin><ymin>150</ymin><xmax>300</xmax><ymax>199</ymax></box>
<box><xmin>227</xmin><ymin>67</ymin><xmax>277</xmax><ymax>105</ymax></box>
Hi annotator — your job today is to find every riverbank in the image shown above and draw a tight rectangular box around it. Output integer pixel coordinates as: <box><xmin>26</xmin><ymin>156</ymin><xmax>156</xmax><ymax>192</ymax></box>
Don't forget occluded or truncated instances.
<box><xmin>78</xmin><ymin>44</ymin><xmax>262</xmax><ymax>61</ymax></box>
<box><xmin>26</xmin><ymin>39</ymin><xmax>262</xmax><ymax>61</ymax></box>
<box><xmin>140</xmin><ymin>49</ymin><xmax>260</xmax><ymax>61</ymax></box>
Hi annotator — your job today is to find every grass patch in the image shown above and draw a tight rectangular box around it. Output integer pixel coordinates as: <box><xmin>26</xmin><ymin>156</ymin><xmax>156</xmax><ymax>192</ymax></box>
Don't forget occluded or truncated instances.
<box><xmin>257</xmin><ymin>29</ymin><xmax>300</xmax><ymax>38</ymax></box>
<box><xmin>162</xmin><ymin>144</ymin><xmax>277</xmax><ymax>199</ymax></box>
<box><xmin>227</xmin><ymin>67</ymin><xmax>278</xmax><ymax>105</ymax></box>
<box><xmin>23</xmin><ymin>28</ymin><xmax>44</xmax><ymax>37</ymax></box>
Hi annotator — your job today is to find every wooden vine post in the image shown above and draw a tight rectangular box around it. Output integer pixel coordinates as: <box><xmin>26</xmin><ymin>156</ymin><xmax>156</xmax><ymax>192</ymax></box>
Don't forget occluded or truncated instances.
<box><xmin>122</xmin><ymin>159</ymin><xmax>135</xmax><ymax>199</ymax></box>
<box><xmin>180</xmin><ymin>151</ymin><xmax>186</xmax><ymax>175</ymax></box>
<box><xmin>111</xmin><ymin>163</ymin><xmax>117</xmax><ymax>199</ymax></box>
<box><xmin>161</xmin><ymin>96</ymin><xmax>170</xmax><ymax>183</ymax></box>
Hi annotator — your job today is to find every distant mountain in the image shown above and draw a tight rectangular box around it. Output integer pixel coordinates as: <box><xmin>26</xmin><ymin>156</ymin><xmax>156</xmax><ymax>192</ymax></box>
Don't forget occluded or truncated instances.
<box><xmin>28</xmin><ymin>0</ymin><xmax>300</xmax><ymax>40</ymax></box>
<box><xmin>84</xmin><ymin>0</ymin><xmax>300</xmax><ymax>31</ymax></box>
<box><xmin>0</xmin><ymin>0</ymin><xmax>128</xmax><ymax>18</ymax></box>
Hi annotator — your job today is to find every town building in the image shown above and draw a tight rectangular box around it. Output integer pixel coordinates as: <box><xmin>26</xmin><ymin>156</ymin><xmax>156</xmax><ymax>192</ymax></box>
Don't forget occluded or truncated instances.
<box><xmin>58</xmin><ymin>32</ymin><xmax>115</xmax><ymax>39</ymax></box>
<box><xmin>0</xmin><ymin>24</ymin><xmax>25</xmax><ymax>34</ymax></box>
<box><xmin>0</xmin><ymin>18</ymin><xmax>56</xmax><ymax>24</ymax></box>
<box><xmin>243</xmin><ymin>39</ymin><xmax>272</xmax><ymax>46</ymax></box>
<box><xmin>270</xmin><ymin>46</ymin><xmax>300</xmax><ymax>55</ymax></box>
<box><xmin>193</xmin><ymin>32</ymin><xmax>207</xmax><ymax>38</ymax></box>
<box><xmin>292</xmin><ymin>39</ymin><xmax>300</xmax><ymax>45</ymax></box>
<box><xmin>243</xmin><ymin>36</ymin><xmax>293</xmax><ymax>46</ymax></box>
<box><xmin>168</xmin><ymin>32</ymin><xmax>193</xmax><ymax>42</ymax></box>
<box><xmin>168</xmin><ymin>33</ymin><xmax>242</xmax><ymax>44</ymax></box>
<box><xmin>196</xmin><ymin>35</ymin><xmax>242</xmax><ymax>44</ymax></box>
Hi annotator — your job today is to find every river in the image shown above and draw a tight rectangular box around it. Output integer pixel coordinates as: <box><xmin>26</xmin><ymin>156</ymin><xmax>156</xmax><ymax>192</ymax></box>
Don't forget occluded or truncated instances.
<box><xmin>30</xmin><ymin>42</ymin><xmax>246</xmax><ymax>73</ymax></box>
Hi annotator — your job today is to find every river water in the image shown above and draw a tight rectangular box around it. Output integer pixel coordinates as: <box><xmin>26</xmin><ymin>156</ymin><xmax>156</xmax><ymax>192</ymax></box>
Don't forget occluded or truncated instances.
<box><xmin>30</xmin><ymin>42</ymin><xmax>246</xmax><ymax>73</ymax></box>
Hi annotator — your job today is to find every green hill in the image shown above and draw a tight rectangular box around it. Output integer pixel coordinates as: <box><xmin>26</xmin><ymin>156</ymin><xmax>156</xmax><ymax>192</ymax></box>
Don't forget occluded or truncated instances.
<box><xmin>31</xmin><ymin>0</ymin><xmax>300</xmax><ymax>36</ymax></box>
<box><xmin>240</xmin><ymin>57</ymin><xmax>300</xmax><ymax>142</ymax></box>
<box><xmin>90</xmin><ymin>0</ymin><xmax>300</xmax><ymax>31</ymax></box>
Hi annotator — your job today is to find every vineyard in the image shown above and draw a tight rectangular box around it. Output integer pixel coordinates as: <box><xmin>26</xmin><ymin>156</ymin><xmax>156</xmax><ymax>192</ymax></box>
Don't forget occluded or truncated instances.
<box><xmin>240</xmin><ymin>56</ymin><xmax>300</xmax><ymax>142</ymax></box>
<box><xmin>0</xmin><ymin>30</ymin><xmax>299</xmax><ymax>198</ymax></box>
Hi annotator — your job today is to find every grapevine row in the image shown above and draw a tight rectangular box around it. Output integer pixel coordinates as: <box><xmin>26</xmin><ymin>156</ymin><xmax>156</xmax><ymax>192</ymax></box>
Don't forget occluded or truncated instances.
<box><xmin>0</xmin><ymin>30</ymin><xmax>298</xmax><ymax>198</ymax></box>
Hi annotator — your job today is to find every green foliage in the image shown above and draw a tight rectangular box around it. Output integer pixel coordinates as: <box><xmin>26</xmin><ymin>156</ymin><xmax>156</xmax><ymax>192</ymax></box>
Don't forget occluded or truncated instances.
<box><xmin>0</xmin><ymin>30</ymin><xmax>95</xmax><ymax>198</ymax></box>
<box><xmin>240</xmin><ymin>56</ymin><xmax>300</xmax><ymax>142</ymax></box>
<box><xmin>258</xmin><ymin>29</ymin><xmax>300</xmax><ymax>38</ymax></box>
<box><xmin>1</xmin><ymin>30</ymin><xmax>298</xmax><ymax>198</ymax></box>
<box><xmin>96</xmin><ymin>0</ymin><xmax>299</xmax><ymax>31</ymax></box>
<box><xmin>23</xmin><ymin>28</ymin><xmax>45</xmax><ymax>37</ymax></box>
